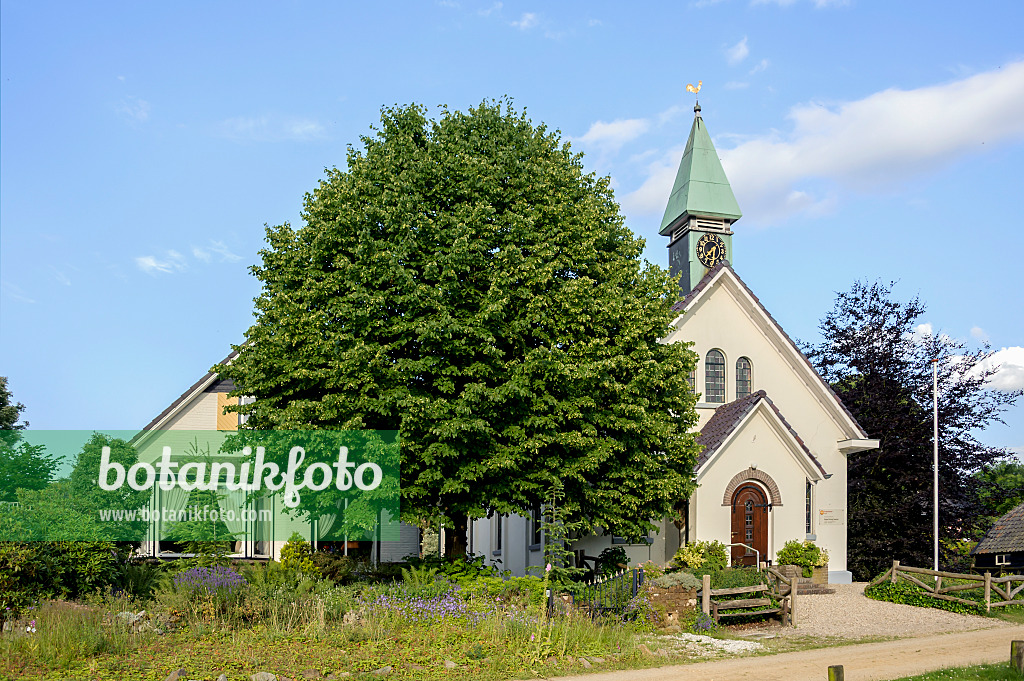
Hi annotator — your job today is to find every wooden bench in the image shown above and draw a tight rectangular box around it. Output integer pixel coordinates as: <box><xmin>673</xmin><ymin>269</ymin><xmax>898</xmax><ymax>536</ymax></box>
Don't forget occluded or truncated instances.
<box><xmin>709</xmin><ymin>583</ymin><xmax>784</xmax><ymax>622</ymax></box>
<box><xmin>699</xmin><ymin>571</ymin><xmax>796</xmax><ymax>626</ymax></box>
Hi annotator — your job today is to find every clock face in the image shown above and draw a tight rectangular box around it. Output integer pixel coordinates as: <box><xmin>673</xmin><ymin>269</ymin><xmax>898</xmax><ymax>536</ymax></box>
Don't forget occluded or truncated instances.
<box><xmin>695</xmin><ymin>233</ymin><xmax>727</xmax><ymax>268</ymax></box>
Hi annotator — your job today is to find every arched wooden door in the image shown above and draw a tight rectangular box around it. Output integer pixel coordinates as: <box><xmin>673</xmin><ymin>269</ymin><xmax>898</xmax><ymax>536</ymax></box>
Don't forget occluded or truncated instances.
<box><xmin>730</xmin><ymin>483</ymin><xmax>768</xmax><ymax>567</ymax></box>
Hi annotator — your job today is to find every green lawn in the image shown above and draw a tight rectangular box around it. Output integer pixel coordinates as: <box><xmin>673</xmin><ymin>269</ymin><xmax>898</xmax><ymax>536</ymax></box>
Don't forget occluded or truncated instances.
<box><xmin>884</xmin><ymin>663</ymin><xmax>1022</xmax><ymax>680</ymax></box>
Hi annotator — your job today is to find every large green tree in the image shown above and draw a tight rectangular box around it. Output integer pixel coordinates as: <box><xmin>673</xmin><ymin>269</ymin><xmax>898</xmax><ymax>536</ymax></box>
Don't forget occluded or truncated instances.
<box><xmin>219</xmin><ymin>100</ymin><xmax>700</xmax><ymax>551</ymax></box>
<box><xmin>805</xmin><ymin>281</ymin><xmax>1020</xmax><ymax>578</ymax></box>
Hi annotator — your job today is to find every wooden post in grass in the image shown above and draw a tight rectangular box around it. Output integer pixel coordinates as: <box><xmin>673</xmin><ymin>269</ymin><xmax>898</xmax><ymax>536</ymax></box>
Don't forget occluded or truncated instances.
<box><xmin>702</xmin><ymin>574</ymin><xmax>711</xmax><ymax>615</ymax></box>
<box><xmin>827</xmin><ymin>664</ymin><xmax>844</xmax><ymax>681</ymax></box>
<box><xmin>791</xmin><ymin>577</ymin><xmax>798</xmax><ymax>626</ymax></box>
<box><xmin>1011</xmin><ymin>640</ymin><xmax>1023</xmax><ymax>673</ymax></box>
<box><xmin>891</xmin><ymin>560</ymin><xmax>899</xmax><ymax>584</ymax></box>
<box><xmin>984</xmin><ymin>572</ymin><xmax>991</xmax><ymax>613</ymax></box>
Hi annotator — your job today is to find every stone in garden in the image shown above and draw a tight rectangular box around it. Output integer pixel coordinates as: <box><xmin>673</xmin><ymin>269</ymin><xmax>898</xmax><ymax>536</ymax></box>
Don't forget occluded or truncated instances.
<box><xmin>301</xmin><ymin>671</ymin><xmax>322</xmax><ymax>679</ymax></box>
<box><xmin>589</xmin><ymin>656</ymin><xmax>606</xmax><ymax>664</ymax></box>
<box><xmin>443</xmin><ymin>660</ymin><xmax>458</xmax><ymax>669</ymax></box>
<box><xmin>371</xmin><ymin>667</ymin><xmax>392</xmax><ymax>676</ymax></box>
<box><xmin>165</xmin><ymin>669</ymin><xmax>188</xmax><ymax>681</ymax></box>
<box><xmin>637</xmin><ymin>644</ymin><xmax>652</xmax><ymax>656</ymax></box>
<box><xmin>217</xmin><ymin>676</ymin><xmax>228</xmax><ymax>681</ymax></box>
<box><xmin>251</xmin><ymin>673</ymin><xmax>278</xmax><ymax>681</ymax></box>
<box><xmin>579</xmin><ymin>658</ymin><xmax>592</xmax><ymax>669</ymax></box>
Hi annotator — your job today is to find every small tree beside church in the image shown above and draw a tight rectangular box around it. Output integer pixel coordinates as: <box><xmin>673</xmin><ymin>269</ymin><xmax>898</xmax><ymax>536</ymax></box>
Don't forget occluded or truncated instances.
<box><xmin>219</xmin><ymin>99</ymin><xmax>702</xmax><ymax>552</ymax></box>
<box><xmin>805</xmin><ymin>280</ymin><xmax>1020</xmax><ymax>579</ymax></box>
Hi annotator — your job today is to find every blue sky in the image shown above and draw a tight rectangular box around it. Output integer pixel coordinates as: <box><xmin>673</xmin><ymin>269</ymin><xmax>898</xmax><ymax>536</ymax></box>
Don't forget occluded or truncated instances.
<box><xmin>2</xmin><ymin>1</ymin><xmax>1022</xmax><ymax>457</ymax></box>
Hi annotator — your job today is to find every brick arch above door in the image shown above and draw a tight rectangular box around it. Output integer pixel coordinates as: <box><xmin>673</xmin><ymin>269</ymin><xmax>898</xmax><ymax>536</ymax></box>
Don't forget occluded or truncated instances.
<box><xmin>721</xmin><ymin>468</ymin><xmax>783</xmax><ymax>506</ymax></box>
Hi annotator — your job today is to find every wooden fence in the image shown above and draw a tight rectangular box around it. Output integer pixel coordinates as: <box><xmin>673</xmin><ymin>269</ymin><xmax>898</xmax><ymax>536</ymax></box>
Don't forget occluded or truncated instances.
<box><xmin>697</xmin><ymin>567</ymin><xmax>797</xmax><ymax>626</ymax></box>
<box><xmin>868</xmin><ymin>560</ymin><xmax>1024</xmax><ymax>612</ymax></box>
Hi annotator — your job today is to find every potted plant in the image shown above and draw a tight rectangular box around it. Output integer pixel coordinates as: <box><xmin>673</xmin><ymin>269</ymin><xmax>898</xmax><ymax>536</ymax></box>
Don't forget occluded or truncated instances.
<box><xmin>776</xmin><ymin>540</ymin><xmax>828</xmax><ymax>582</ymax></box>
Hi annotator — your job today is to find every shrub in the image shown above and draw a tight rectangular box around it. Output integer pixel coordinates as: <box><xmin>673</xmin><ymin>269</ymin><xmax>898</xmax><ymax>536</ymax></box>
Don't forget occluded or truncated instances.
<box><xmin>311</xmin><ymin>552</ymin><xmax>357</xmax><ymax>583</ymax></box>
<box><xmin>776</xmin><ymin>540</ymin><xmax>828</xmax><ymax>578</ymax></box>
<box><xmin>865</xmin><ymin>580</ymin><xmax>981</xmax><ymax>616</ymax></box>
<box><xmin>597</xmin><ymin>547</ymin><xmax>629</xmax><ymax>576</ymax></box>
<box><xmin>671</xmin><ymin>540</ymin><xmax>727</xmax><ymax>572</ymax></box>
<box><xmin>280</xmin><ymin>533</ymin><xmax>320</xmax><ymax>577</ymax></box>
<box><xmin>636</xmin><ymin>560</ymin><xmax>665</xmax><ymax>580</ymax></box>
<box><xmin>0</xmin><ymin>541</ymin><xmax>126</xmax><ymax>613</ymax></box>
<box><xmin>650</xmin><ymin>572</ymin><xmax>701</xmax><ymax>590</ymax></box>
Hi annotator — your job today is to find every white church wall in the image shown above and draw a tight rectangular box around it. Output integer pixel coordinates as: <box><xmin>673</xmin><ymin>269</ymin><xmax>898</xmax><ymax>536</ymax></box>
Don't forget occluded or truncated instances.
<box><xmin>665</xmin><ymin>274</ymin><xmax>853</xmax><ymax>575</ymax></box>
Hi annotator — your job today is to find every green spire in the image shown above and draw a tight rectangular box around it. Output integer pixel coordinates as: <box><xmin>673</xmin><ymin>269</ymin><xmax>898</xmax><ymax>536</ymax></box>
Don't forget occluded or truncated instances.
<box><xmin>658</xmin><ymin>104</ymin><xmax>742</xmax><ymax>235</ymax></box>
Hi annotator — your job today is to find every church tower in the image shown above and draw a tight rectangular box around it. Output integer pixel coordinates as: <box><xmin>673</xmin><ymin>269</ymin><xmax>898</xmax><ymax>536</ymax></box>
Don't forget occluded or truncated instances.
<box><xmin>660</xmin><ymin>103</ymin><xmax>742</xmax><ymax>295</ymax></box>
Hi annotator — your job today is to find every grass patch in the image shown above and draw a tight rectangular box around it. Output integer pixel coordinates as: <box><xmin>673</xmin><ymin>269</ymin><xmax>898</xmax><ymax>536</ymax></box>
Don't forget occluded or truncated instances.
<box><xmin>883</xmin><ymin>663</ymin><xmax>1023</xmax><ymax>680</ymax></box>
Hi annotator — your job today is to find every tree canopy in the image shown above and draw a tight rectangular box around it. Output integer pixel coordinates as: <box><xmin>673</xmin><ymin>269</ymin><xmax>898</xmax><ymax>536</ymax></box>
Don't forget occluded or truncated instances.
<box><xmin>0</xmin><ymin>376</ymin><xmax>62</xmax><ymax>504</ymax></box>
<box><xmin>219</xmin><ymin>100</ymin><xmax>701</xmax><ymax>546</ymax></box>
<box><xmin>805</xmin><ymin>281</ymin><xmax>1020</xmax><ymax>578</ymax></box>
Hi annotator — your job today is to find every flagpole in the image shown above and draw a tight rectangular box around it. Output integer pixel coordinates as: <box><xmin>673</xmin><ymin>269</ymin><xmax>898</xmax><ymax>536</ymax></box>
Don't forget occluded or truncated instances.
<box><xmin>933</xmin><ymin>358</ymin><xmax>939</xmax><ymax>573</ymax></box>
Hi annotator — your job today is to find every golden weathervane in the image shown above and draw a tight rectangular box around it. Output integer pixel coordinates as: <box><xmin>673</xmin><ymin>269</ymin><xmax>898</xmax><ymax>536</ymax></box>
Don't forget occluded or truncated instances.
<box><xmin>686</xmin><ymin>80</ymin><xmax>702</xmax><ymax>94</ymax></box>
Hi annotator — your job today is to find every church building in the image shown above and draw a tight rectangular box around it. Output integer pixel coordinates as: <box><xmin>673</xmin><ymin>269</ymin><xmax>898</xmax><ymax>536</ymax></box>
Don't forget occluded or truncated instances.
<box><xmin>468</xmin><ymin>103</ymin><xmax>878</xmax><ymax>583</ymax></box>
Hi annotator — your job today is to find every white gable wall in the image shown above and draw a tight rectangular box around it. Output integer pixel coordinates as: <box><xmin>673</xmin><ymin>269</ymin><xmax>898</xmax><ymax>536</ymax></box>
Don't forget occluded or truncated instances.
<box><xmin>695</xmin><ymin>405</ymin><xmax>824</xmax><ymax>567</ymax></box>
<box><xmin>664</xmin><ymin>272</ymin><xmax>854</xmax><ymax>576</ymax></box>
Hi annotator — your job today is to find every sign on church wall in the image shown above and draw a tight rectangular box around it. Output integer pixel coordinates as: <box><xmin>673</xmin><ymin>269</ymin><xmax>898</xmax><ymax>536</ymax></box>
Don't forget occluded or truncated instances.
<box><xmin>819</xmin><ymin>508</ymin><xmax>846</xmax><ymax>526</ymax></box>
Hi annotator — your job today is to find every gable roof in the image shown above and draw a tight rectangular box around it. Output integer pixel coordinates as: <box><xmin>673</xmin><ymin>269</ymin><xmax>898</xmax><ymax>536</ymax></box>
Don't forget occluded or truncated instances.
<box><xmin>695</xmin><ymin>389</ymin><xmax>827</xmax><ymax>478</ymax></box>
<box><xmin>672</xmin><ymin>262</ymin><xmax>869</xmax><ymax>440</ymax></box>
<box><xmin>659</xmin><ymin>106</ymin><xmax>742</xmax><ymax>235</ymax></box>
<box><xmin>136</xmin><ymin>349</ymin><xmax>238</xmax><ymax>437</ymax></box>
<box><xmin>972</xmin><ymin>502</ymin><xmax>1024</xmax><ymax>555</ymax></box>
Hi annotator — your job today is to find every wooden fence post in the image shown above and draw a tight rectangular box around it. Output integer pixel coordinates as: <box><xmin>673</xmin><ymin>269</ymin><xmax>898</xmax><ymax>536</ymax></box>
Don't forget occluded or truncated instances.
<box><xmin>827</xmin><ymin>664</ymin><xmax>844</xmax><ymax>681</ymax></box>
<box><xmin>890</xmin><ymin>559</ymin><xmax>899</xmax><ymax>584</ymax></box>
<box><xmin>791</xmin><ymin>577</ymin><xmax>798</xmax><ymax>627</ymax></box>
<box><xmin>984</xmin><ymin>572</ymin><xmax>991</xmax><ymax>613</ymax></box>
<box><xmin>702</xmin><ymin>574</ymin><xmax>711</xmax><ymax>615</ymax></box>
<box><xmin>1012</xmin><ymin>640</ymin><xmax>1023</xmax><ymax>674</ymax></box>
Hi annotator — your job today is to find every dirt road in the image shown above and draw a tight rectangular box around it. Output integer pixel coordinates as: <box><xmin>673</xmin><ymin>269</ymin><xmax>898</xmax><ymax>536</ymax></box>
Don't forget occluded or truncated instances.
<box><xmin>552</xmin><ymin>626</ymin><xmax>1024</xmax><ymax>681</ymax></box>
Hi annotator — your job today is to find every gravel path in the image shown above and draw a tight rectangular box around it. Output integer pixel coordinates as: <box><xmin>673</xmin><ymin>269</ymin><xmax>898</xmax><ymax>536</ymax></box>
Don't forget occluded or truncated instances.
<box><xmin>745</xmin><ymin>581</ymin><xmax>1009</xmax><ymax>639</ymax></box>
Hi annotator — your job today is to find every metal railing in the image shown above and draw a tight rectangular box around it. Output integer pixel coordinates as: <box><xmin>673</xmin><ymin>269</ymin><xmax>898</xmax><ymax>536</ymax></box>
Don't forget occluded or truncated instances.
<box><xmin>568</xmin><ymin>568</ymin><xmax>646</xmax><ymax>618</ymax></box>
<box><xmin>724</xmin><ymin>542</ymin><xmax>760</xmax><ymax>568</ymax></box>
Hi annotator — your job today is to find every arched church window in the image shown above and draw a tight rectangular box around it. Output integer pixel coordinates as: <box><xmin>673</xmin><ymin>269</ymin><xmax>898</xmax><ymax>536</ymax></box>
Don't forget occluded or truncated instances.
<box><xmin>687</xmin><ymin>369</ymin><xmax>696</xmax><ymax>394</ymax></box>
<box><xmin>736</xmin><ymin>357</ymin><xmax>752</xmax><ymax>399</ymax></box>
<box><xmin>705</xmin><ymin>350</ymin><xmax>726</xmax><ymax>403</ymax></box>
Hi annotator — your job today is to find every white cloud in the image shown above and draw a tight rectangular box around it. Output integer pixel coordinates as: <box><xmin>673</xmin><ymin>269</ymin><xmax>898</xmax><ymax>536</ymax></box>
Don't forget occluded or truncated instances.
<box><xmin>208</xmin><ymin>240</ymin><xmax>242</xmax><ymax>262</ymax></box>
<box><xmin>717</xmin><ymin>61</ymin><xmax>1024</xmax><ymax>223</ymax></box>
<box><xmin>749</xmin><ymin>58</ymin><xmax>770</xmax><ymax>75</ymax></box>
<box><xmin>588</xmin><ymin>18</ymin><xmax>602</xmax><ymax>26</ymax></box>
<box><xmin>218</xmin><ymin>115</ymin><xmax>326</xmax><ymax>142</ymax></box>
<box><xmin>576</xmin><ymin>118</ymin><xmax>651</xmax><ymax>152</ymax></box>
<box><xmin>970</xmin><ymin>326</ymin><xmax>990</xmax><ymax>343</ymax></box>
<box><xmin>116</xmin><ymin>96</ymin><xmax>151</xmax><ymax>123</ymax></box>
<box><xmin>135</xmin><ymin>251</ymin><xmax>187</xmax><ymax>275</ymax></box>
<box><xmin>193</xmin><ymin>241</ymin><xmax>243</xmax><ymax>265</ymax></box>
<box><xmin>621</xmin><ymin>61</ymin><xmax>1024</xmax><ymax>225</ymax></box>
<box><xmin>726</xmin><ymin>37</ymin><xmax>749</xmax><ymax>65</ymax></box>
<box><xmin>511</xmin><ymin>12</ymin><xmax>538</xmax><ymax>29</ymax></box>
<box><xmin>976</xmin><ymin>347</ymin><xmax>1024</xmax><ymax>392</ymax></box>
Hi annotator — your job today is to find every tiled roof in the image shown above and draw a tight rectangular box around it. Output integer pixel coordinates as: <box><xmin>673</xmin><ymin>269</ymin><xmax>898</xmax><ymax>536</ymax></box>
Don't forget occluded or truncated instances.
<box><xmin>695</xmin><ymin>389</ymin><xmax>827</xmax><ymax>477</ymax></box>
<box><xmin>140</xmin><ymin>349</ymin><xmax>239</xmax><ymax>432</ymax></box>
<box><xmin>673</xmin><ymin>263</ymin><xmax>868</xmax><ymax>439</ymax></box>
<box><xmin>972</xmin><ymin>502</ymin><xmax>1024</xmax><ymax>555</ymax></box>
